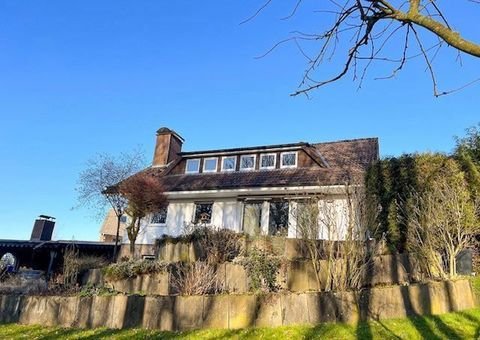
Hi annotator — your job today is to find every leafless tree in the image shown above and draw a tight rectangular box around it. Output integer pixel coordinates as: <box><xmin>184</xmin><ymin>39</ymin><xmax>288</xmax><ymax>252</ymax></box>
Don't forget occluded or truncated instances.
<box><xmin>119</xmin><ymin>172</ymin><xmax>167</xmax><ymax>256</ymax></box>
<box><xmin>294</xmin><ymin>184</ymin><xmax>379</xmax><ymax>291</ymax></box>
<box><xmin>247</xmin><ymin>0</ymin><xmax>480</xmax><ymax>96</ymax></box>
<box><xmin>406</xmin><ymin>179</ymin><xmax>480</xmax><ymax>278</ymax></box>
<box><xmin>75</xmin><ymin>149</ymin><xmax>146</xmax><ymax>258</ymax></box>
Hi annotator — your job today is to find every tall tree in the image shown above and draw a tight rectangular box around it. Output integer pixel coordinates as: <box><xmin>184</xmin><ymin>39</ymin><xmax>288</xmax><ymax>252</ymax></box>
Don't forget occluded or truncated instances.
<box><xmin>75</xmin><ymin>149</ymin><xmax>146</xmax><ymax>258</ymax></box>
<box><xmin>249</xmin><ymin>1</ymin><xmax>480</xmax><ymax>96</ymax></box>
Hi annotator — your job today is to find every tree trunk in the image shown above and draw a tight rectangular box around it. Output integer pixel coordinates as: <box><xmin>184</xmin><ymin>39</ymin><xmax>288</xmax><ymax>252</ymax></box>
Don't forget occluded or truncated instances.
<box><xmin>450</xmin><ymin>254</ymin><xmax>457</xmax><ymax>278</ymax></box>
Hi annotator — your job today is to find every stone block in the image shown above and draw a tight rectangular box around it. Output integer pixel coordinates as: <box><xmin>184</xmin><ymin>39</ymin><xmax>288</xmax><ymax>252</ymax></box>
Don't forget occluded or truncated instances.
<box><xmin>142</xmin><ymin>296</ymin><xmax>175</xmax><ymax>330</ymax></box>
<box><xmin>281</xmin><ymin>293</ymin><xmax>309</xmax><ymax>325</ymax></box>
<box><xmin>174</xmin><ymin>295</ymin><xmax>204</xmax><ymax>331</ymax></box>
<box><xmin>225</xmin><ymin>263</ymin><xmax>247</xmax><ymax>293</ymax></box>
<box><xmin>202</xmin><ymin>295</ymin><xmax>229</xmax><ymax>329</ymax></box>
<box><xmin>253</xmin><ymin>294</ymin><xmax>282</xmax><ymax>328</ymax></box>
<box><xmin>228</xmin><ymin>294</ymin><xmax>256</xmax><ymax>329</ymax></box>
<box><xmin>90</xmin><ymin>296</ymin><xmax>114</xmax><ymax>328</ymax></box>
<box><xmin>0</xmin><ymin>295</ymin><xmax>22</xmax><ymax>323</ymax></box>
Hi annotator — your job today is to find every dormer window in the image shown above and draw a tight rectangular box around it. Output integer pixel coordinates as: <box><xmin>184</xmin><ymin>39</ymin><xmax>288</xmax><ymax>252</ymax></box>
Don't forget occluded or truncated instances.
<box><xmin>203</xmin><ymin>157</ymin><xmax>218</xmax><ymax>173</ymax></box>
<box><xmin>281</xmin><ymin>152</ymin><xmax>297</xmax><ymax>168</ymax></box>
<box><xmin>240</xmin><ymin>155</ymin><xmax>256</xmax><ymax>171</ymax></box>
<box><xmin>185</xmin><ymin>159</ymin><xmax>200</xmax><ymax>173</ymax></box>
<box><xmin>260</xmin><ymin>153</ymin><xmax>276</xmax><ymax>170</ymax></box>
<box><xmin>221</xmin><ymin>156</ymin><xmax>236</xmax><ymax>172</ymax></box>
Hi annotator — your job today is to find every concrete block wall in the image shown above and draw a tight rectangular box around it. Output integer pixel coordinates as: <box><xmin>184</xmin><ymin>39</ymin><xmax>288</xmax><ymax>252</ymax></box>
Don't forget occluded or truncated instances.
<box><xmin>83</xmin><ymin>253</ymin><xmax>415</xmax><ymax>296</ymax></box>
<box><xmin>0</xmin><ymin>280</ymin><xmax>475</xmax><ymax>331</ymax></box>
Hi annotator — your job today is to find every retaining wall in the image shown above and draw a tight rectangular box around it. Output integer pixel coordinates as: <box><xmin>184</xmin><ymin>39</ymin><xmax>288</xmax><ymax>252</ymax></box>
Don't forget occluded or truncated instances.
<box><xmin>83</xmin><ymin>254</ymin><xmax>415</xmax><ymax>295</ymax></box>
<box><xmin>0</xmin><ymin>280</ymin><xmax>474</xmax><ymax>331</ymax></box>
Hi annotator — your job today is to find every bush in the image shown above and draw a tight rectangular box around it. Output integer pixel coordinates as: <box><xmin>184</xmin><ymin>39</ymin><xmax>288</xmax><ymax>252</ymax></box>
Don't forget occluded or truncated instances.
<box><xmin>103</xmin><ymin>259</ymin><xmax>168</xmax><ymax>281</ymax></box>
<box><xmin>197</xmin><ymin>227</ymin><xmax>243</xmax><ymax>264</ymax></box>
<box><xmin>158</xmin><ymin>226</ymin><xmax>244</xmax><ymax>264</ymax></box>
<box><xmin>236</xmin><ymin>247</ymin><xmax>282</xmax><ymax>293</ymax></box>
<box><xmin>170</xmin><ymin>262</ymin><xmax>224</xmax><ymax>295</ymax></box>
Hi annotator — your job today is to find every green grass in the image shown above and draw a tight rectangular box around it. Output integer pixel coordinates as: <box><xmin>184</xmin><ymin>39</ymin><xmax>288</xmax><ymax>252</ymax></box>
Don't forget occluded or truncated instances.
<box><xmin>1</xmin><ymin>308</ymin><xmax>480</xmax><ymax>339</ymax></box>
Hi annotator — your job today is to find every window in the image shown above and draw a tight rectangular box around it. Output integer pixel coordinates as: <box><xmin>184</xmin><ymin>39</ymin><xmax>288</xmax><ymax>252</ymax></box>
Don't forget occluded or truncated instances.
<box><xmin>269</xmin><ymin>201</ymin><xmax>289</xmax><ymax>236</ymax></box>
<box><xmin>150</xmin><ymin>206</ymin><xmax>168</xmax><ymax>224</ymax></box>
<box><xmin>260</xmin><ymin>153</ymin><xmax>276</xmax><ymax>169</ymax></box>
<box><xmin>185</xmin><ymin>159</ymin><xmax>200</xmax><ymax>173</ymax></box>
<box><xmin>194</xmin><ymin>202</ymin><xmax>213</xmax><ymax>224</ymax></box>
<box><xmin>240</xmin><ymin>155</ymin><xmax>256</xmax><ymax>171</ymax></box>
<box><xmin>120</xmin><ymin>215</ymin><xmax>127</xmax><ymax>223</ymax></box>
<box><xmin>203</xmin><ymin>157</ymin><xmax>218</xmax><ymax>172</ymax></box>
<box><xmin>221</xmin><ymin>156</ymin><xmax>236</xmax><ymax>171</ymax></box>
<box><xmin>243</xmin><ymin>202</ymin><xmax>262</xmax><ymax>236</ymax></box>
<box><xmin>281</xmin><ymin>152</ymin><xmax>297</xmax><ymax>168</ymax></box>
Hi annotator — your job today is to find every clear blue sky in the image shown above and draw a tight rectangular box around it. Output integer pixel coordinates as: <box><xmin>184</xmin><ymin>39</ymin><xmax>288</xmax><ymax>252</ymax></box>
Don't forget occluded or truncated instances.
<box><xmin>0</xmin><ymin>1</ymin><xmax>478</xmax><ymax>241</ymax></box>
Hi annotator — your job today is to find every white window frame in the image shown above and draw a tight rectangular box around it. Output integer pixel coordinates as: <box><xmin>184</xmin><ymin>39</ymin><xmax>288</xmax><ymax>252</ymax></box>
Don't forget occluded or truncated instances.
<box><xmin>240</xmin><ymin>154</ymin><xmax>256</xmax><ymax>171</ymax></box>
<box><xmin>280</xmin><ymin>151</ymin><xmax>298</xmax><ymax>169</ymax></box>
<box><xmin>203</xmin><ymin>157</ymin><xmax>218</xmax><ymax>173</ymax></box>
<box><xmin>221</xmin><ymin>156</ymin><xmax>237</xmax><ymax>172</ymax></box>
<box><xmin>260</xmin><ymin>153</ymin><xmax>276</xmax><ymax>170</ymax></box>
<box><xmin>185</xmin><ymin>158</ymin><xmax>200</xmax><ymax>173</ymax></box>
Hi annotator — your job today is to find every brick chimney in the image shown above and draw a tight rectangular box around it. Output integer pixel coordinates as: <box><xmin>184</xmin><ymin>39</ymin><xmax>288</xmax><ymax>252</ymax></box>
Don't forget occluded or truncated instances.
<box><xmin>152</xmin><ymin>127</ymin><xmax>184</xmax><ymax>167</ymax></box>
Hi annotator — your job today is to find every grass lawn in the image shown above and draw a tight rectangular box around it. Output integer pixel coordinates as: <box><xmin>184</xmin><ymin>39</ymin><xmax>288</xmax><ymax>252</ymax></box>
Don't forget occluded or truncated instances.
<box><xmin>1</xmin><ymin>308</ymin><xmax>480</xmax><ymax>340</ymax></box>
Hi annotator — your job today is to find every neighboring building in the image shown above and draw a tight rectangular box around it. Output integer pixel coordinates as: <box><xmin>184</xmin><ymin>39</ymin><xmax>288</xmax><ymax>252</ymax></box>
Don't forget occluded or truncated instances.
<box><xmin>99</xmin><ymin>209</ymin><xmax>127</xmax><ymax>242</ymax></box>
<box><xmin>1</xmin><ymin>216</ymin><xmax>113</xmax><ymax>276</ymax></box>
<box><xmin>120</xmin><ymin>127</ymin><xmax>379</xmax><ymax>255</ymax></box>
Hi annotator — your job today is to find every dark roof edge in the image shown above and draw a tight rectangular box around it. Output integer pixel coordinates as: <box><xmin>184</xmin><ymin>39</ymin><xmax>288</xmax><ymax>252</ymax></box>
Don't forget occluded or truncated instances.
<box><xmin>179</xmin><ymin>142</ymin><xmax>309</xmax><ymax>156</ymax></box>
<box><xmin>312</xmin><ymin>137</ymin><xmax>378</xmax><ymax>146</ymax></box>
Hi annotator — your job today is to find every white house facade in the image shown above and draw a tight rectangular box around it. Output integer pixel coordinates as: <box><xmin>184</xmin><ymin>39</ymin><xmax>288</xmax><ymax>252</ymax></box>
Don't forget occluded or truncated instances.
<box><xmin>120</xmin><ymin>128</ymin><xmax>379</xmax><ymax>250</ymax></box>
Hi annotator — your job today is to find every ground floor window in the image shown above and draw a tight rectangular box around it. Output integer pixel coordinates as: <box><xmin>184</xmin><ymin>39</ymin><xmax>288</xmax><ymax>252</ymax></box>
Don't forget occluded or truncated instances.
<box><xmin>268</xmin><ymin>201</ymin><xmax>289</xmax><ymax>236</ymax></box>
<box><xmin>194</xmin><ymin>202</ymin><xmax>213</xmax><ymax>224</ymax></box>
<box><xmin>243</xmin><ymin>202</ymin><xmax>262</xmax><ymax>236</ymax></box>
<box><xmin>150</xmin><ymin>206</ymin><xmax>168</xmax><ymax>224</ymax></box>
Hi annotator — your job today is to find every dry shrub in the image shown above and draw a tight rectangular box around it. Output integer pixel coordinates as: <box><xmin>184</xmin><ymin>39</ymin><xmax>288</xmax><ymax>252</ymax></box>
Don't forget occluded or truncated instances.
<box><xmin>63</xmin><ymin>244</ymin><xmax>79</xmax><ymax>288</ymax></box>
<box><xmin>294</xmin><ymin>185</ymin><xmax>379</xmax><ymax>292</ymax></box>
<box><xmin>197</xmin><ymin>227</ymin><xmax>243</xmax><ymax>264</ymax></box>
<box><xmin>170</xmin><ymin>262</ymin><xmax>223</xmax><ymax>295</ymax></box>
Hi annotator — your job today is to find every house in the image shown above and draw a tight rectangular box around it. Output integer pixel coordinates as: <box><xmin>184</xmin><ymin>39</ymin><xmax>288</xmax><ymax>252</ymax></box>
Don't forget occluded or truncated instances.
<box><xmin>120</xmin><ymin>128</ymin><xmax>379</xmax><ymax>256</ymax></box>
<box><xmin>99</xmin><ymin>209</ymin><xmax>127</xmax><ymax>243</ymax></box>
<box><xmin>0</xmin><ymin>216</ymin><xmax>114</xmax><ymax>277</ymax></box>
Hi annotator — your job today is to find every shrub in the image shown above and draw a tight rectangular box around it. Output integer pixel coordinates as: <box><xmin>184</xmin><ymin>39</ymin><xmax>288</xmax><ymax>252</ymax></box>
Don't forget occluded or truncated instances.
<box><xmin>237</xmin><ymin>247</ymin><xmax>281</xmax><ymax>293</ymax></box>
<box><xmin>197</xmin><ymin>227</ymin><xmax>243</xmax><ymax>264</ymax></box>
<box><xmin>170</xmin><ymin>261</ymin><xmax>224</xmax><ymax>295</ymax></box>
<box><xmin>103</xmin><ymin>259</ymin><xmax>168</xmax><ymax>281</ymax></box>
<box><xmin>157</xmin><ymin>226</ymin><xmax>244</xmax><ymax>264</ymax></box>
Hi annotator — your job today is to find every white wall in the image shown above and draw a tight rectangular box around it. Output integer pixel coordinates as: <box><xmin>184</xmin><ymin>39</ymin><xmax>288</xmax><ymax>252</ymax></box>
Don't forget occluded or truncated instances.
<box><xmin>123</xmin><ymin>196</ymin><xmax>351</xmax><ymax>245</ymax></box>
<box><xmin>318</xmin><ymin>198</ymin><xmax>349</xmax><ymax>240</ymax></box>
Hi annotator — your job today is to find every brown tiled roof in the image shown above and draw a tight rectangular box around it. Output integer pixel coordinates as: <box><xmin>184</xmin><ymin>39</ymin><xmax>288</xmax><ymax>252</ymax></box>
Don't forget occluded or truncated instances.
<box><xmin>153</xmin><ymin>168</ymin><xmax>363</xmax><ymax>192</ymax></box>
<box><xmin>313</xmin><ymin>138</ymin><xmax>379</xmax><ymax>169</ymax></box>
<box><xmin>137</xmin><ymin>137</ymin><xmax>378</xmax><ymax>192</ymax></box>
